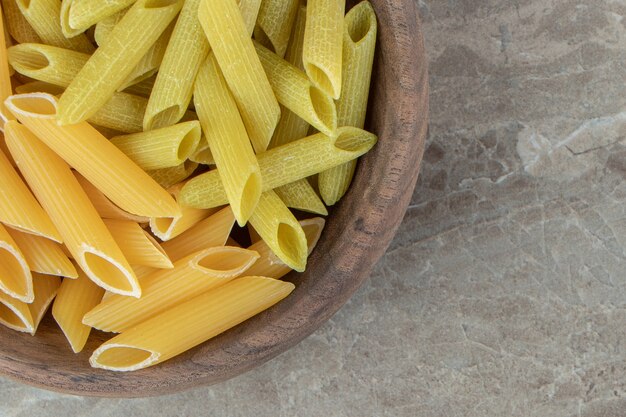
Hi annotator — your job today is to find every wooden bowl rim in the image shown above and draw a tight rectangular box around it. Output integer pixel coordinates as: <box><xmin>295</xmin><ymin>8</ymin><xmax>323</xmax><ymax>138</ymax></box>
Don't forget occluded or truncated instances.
<box><xmin>0</xmin><ymin>0</ymin><xmax>429</xmax><ymax>397</ymax></box>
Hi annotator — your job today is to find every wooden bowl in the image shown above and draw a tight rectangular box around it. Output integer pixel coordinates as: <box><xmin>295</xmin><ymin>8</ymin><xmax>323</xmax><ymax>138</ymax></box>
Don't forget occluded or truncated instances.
<box><xmin>0</xmin><ymin>0</ymin><xmax>428</xmax><ymax>397</ymax></box>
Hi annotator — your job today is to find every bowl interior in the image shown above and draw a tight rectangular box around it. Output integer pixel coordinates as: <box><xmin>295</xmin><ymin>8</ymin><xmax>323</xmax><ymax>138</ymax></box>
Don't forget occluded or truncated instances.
<box><xmin>0</xmin><ymin>0</ymin><xmax>428</xmax><ymax>396</ymax></box>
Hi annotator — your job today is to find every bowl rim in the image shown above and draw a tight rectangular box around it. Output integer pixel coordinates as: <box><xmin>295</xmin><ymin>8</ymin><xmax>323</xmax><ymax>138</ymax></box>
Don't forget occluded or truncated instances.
<box><xmin>0</xmin><ymin>0</ymin><xmax>429</xmax><ymax>397</ymax></box>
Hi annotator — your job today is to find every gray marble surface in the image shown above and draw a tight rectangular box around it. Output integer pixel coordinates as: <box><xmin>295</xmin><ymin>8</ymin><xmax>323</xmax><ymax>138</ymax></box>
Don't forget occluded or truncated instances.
<box><xmin>2</xmin><ymin>1</ymin><xmax>625</xmax><ymax>416</ymax></box>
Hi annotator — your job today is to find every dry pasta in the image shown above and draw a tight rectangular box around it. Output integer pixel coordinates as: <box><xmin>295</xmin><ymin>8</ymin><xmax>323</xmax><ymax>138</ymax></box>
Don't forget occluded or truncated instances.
<box><xmin>180</xmin><ymin>127</ymin><xmax>377</xmax><ymax>209</ymax></box>
<box><xmin>0</xmin><ymin>222</ymin><xmax>32</xmax><ymax>302</ymax></box>
<box><xmin>4</xmin><ymin>121</ymin><xmax>141</xmax><ymax>298</ymax></box>
<box><xmin>52</xmin><ymin>264</ymin><xmax>104</xmax><ymax>352</ymax></box>
<box><xmin>254</xmin><ymin>0</ymin><xmax>299</xmax><ymax>58</ymax></box>
<box><xmin>275</xmin><ymin>179</ymin><xmax>328</xmax><ymax>215</ymax></box>
<box><xmin>84</xmin><ymin>246</ymin><xmax>259</xmax><ymax>333</ymax></box>
<box><xmin>1</xmin><ymin>0</ymin><xmax>41</xmax><ymax>44</ymax></box>
<box><xmin>6</xmin><ymin>228</ymin><xmax>77</xmax><ymax>278</ymax></box>
<box><xmin>198</xmin><ymin>0</ymin><xmax>280</xmax><ymax>153</ymax></box>
<box><xmin>302</xmin><ymin>0</ymin><xmax>345</xmax><ymax>99</ymax></box>
<box><xmin>319</xmin><ymin>1</ymin><xmax>377</xmax><ymax>205</ymax></box>
<box><xmin>103</xmin><ymin>219</ymin><xmax>173</xmax><ymax>269</ymax></box>
<box><xmin>5</xmin><ymin>93</ymin><xmax>180</xmax><ymax>218</ymax></box>
<box><xmin>89</xmin><ymin>276</ymin><xmax>294</xmax><ymax>371</ymax></box>
<box><xmin>194</xmin><ymin>53</ymin><xmax>261</xmax><ymax>226</ymax></box>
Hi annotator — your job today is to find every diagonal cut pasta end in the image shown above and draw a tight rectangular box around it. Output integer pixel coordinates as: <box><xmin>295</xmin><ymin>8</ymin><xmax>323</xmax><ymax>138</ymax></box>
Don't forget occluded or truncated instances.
<box><xmin>4</xmin><ymin>92</ymin><xmax>57</xmax><ymax>120</ymax></box>
<box><xmin>234</xmin><ymin>171</ymin><xmax>262</xmax><ymax>227</ymax></box>
<box><xmin>192</xmin><ymin>246</ymin><xmax>260</xmax><ymax>279</ymax></box>
<box><xmin>305</xmin><ymin>63</ymin><xmax>340</xmax><ymax>100</ymax></box>
<box><xmin>79</xmin><ymin>247</ymin><xmax>141</xmax><ymax>298</ymax></box>
<box><xmin>333</xmin><ymin>126</ymin><xmax>377</xmax><ymax>153</ymax></box>
<box><xmin>90</xmin><ymin>343</ymin><xmax>159</xmax><ymax>371</ymax></box>
<box><xmin>0</xmin><ymin>292</ymin><xmax>34</xmax><ymax>334</ymax></box>
<box><xmin>309</xmin><ymin>85</ymin><xmax>337</xmax><ymax>137</ymax></box>
<box><xmin>276</xmin><ymin>221</ymin><xmax>308</xmax><ymax>272</ymax></box>
<box><xmin>0</xmin><ymin>236</ymin><xmax>34</xmax><ymax>303</ymax></box>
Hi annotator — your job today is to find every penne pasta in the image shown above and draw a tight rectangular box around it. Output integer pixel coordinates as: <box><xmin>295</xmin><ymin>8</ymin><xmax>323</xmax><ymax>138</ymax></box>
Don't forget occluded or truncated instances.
<box><xmin>93</xmin><ymin>7</ymin><xmax>126</xmax><ymax>46</ymax></box>
<box><xmin>275</xmin><ymin>179</ymin><xmax>328</xmax><ymax>215</ymax></box>
<box><xmin>189</xmin><ymin>136</ymin><xmax>215</xmax><ymax>165</ymax></box>
<box><xmin>147</xmin><ymin>160</ymin><xmax>197</xmax><ymax>189</ymax></box>
<box><xmin>8</xmin><ymin>43</ymin><xmax>88</xmax><ymax>88</ymax></box>
<box><xmin>52</xmin><ymin>265</ymin><xmax>105</xmax><ymax>352</ymax></box>
<box><xmin>180</xmin><ymin>127</ymin><xmax>377</xmax><ymax>209</ymax></box>
<box><xmin>255</xmin><ymin>42</ymin><xmax>337</xmax><ymax>137</ymax></box>
<box><xmin>118</xmin><ymin>22</ymin><xmax>174</xmax><ymax>92</ymax></box>
<box><xmin>0</xmin><ymin>146</ymin><xmax>61</xmax><ymax>241</ymax></box>
<box><xmin>56</xmin><ymin>0</ymin><xmax>183</xmax><ymax>125</ymax></box>
<box><xmin>88</xmin><ymin>91</ymin><xmax>147</xmax><ymax>133</ymax></box>
<box><xmin>6</xmin><ymin>228</ymin><xmax>77</xmax><ymax>278</ymax></box>
<box><xmin>74</xmin><ymin>173</ymin><xmax>150</xmax><ymax>224</ymax></box>
<box><xmin>302</xmin><ymin>0</ymin><xmax>345</xmax><ymax>99</ymax></box>
<box><xmin>14</xmin><ymin>0</ymin><xmax>93</xmax><ymax>53</ymax></box>
<box><xmin>149</xmin><ymin>183</ymin><xmax>218</xmax><ymax>242</ymax></box>
<box><xmin>253</xmin><ymin>0</ymin><xmax>299</xmax><ymax>58</ymax></box>
<box><xmin>103</xmin><ymin>219</ymin><xmax>173</xmax><ymax>269</ymax></box>
<box><xmin>160</xmin><ymin>205</ymin><xmax>235</xmax><ymax>261</ymax></box>
<box><xmin>89</xmin><ymin>276</ymin><xmax>294</xmax><ymax>371</ymax></box>
<box><xmin>84</xmin><ymin>246</ymin><xmax>259</xmax><ymax>333</ymax></box>
<box><xmin>198</xmin><ymin>0</ymin><xmax>280</xmax><ymax>153</ymax></box>
<box><xmin>0</xmin><ymin>7</ymin><xmax>14</xmax><ymax>127</ymax></box>
<box><xmin>5</xmin><ymin>93</ymin><xmax>181</xmax><ymax>218</ymax></box>
<box><xmin>123</xmin><ymin>73</ymin><xmax>155</xmax><ymax>98</ymax></box>
<box><xmin>0</xmin><ymin>273</ymin><xmax>60</xmax><ymax>334</ymax></box>
<box><xmin>14</xmin><ymin>80</ymin><xmax>64</xmax><ymax>95</ymax></box>
<box><xmin>248</xmin><ymin>190</ymin><xmax>307</xmax><ymax>271</ymax></box>
<box><xmin>60</xmin><ymin>0</ymin><xmax>135</xmax><ymax>37</ymax></box>
<box><xmin>1</xmin><ymin>0</ymin><xmax>41</xmax><ymax>44</ymax></box>
<box><xmin>0</xmin><ymin>223</ymin><xmax>32</xmax><ymax>302</ymax></box>
<box><xmin>269</xmin><ymin>5</ymin><xmax>310</xmax><ymax>149</ymax></box>
<box><xmin>245</xmin><ymin>217</ymin><xmax>325</xmax><ymax>278</ymax></box>
<box><xmin>110</xmin><ymin>121</ymin><xmax>201</xmax><ymax>171</ymax></box>
<box><xmin>5</xmin><ymin>121</ymin><xmax>141</xmax><ymax>297</ymax></box>
<box><xmin>143</xmin><ymin>0</ymin><xmax>209</xmax><ymax>130</ymax></box>
<box><xmin>319</xmin><ymin>1</ymin><xmax>377</xmax><ymax>205</ymax></box>
<box><xmin>238</xmin><ymin>0</ymin><xmax>262</xmax><ymax>35</ymax></box>
<box><xmin>194</xmin><ymin>54</ymin><xmax>261</xmax><ymax>226</ymax></box>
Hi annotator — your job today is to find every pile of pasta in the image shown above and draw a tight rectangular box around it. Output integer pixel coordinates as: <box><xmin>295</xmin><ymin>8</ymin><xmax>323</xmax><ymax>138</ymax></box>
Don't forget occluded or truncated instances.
<box><xmin>0</xmin><ymin>0</ymin><xmax>377</xmax><ymax>371</ymax></box>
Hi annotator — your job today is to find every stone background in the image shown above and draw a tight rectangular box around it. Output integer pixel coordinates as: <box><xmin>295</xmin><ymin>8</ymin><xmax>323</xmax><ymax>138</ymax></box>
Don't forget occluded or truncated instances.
<box><xmin>2</xmin><ymin>1</ymin><xmax>625</xmax><ymax>416</ymax></box>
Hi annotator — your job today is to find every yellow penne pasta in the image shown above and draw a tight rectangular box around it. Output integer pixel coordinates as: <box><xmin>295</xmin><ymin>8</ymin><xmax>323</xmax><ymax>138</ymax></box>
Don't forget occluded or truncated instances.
<box><xmin>194</xmin><ymin>54</ymin><xmax>261</xmax><ymax>226</ymax></box>
<box><xmin>4</xmin><ymin>121</ymin><xmax>141</xmax><ymax>298</ymax></box>
<box><xmin>245</xmin><ymin>217</ymin><xmax>325</xmax><ymax>278</ymax></box>
<box><xmin>238</xmin><ymin>0</ymin><xmax>261</xmax><ymax>35</ymax></box>
<box><xmin>269</xmin><ymin>5</ymin><xmax>310</xmax><ymax>149</ymax></box>
<box><xmin>198</xmin><ymin>0</ymin><xmax>280</xmax><ymax>153</ymax></box>
<box><xmin>103</xmin><ymin>219</ymin><xmax>172</xmax><ymax>269</ymax></box>
<box><xmin>149</xmin><ymin>184</ymin><xmax>217</xmax><ymax>242</ymax></box>
<box><xmin>160</xmin><ymin>205</ymin><xmax>235</xmax><ymax>261</ymax></box>
<box><xmin>93</xmin><ymin>7</ymin><xmax>126</xmax><ymax>46</ymax></box>
<box><xmin>319</xmin><ymin>1</ymin><xmax>377</xmax><ymax>205</ymax></box>
<box><xmin>254</xmin><ymin>0</ymin><xmax>299</xmax><ymax>58</ymax></box>
<box><xmin>14</xmin><ymin>80</ymin><xmax>64</xmax><ymax>95</ymax></box>
<box><xmin>14</xmin><ymin>0</ymin><xmax>93</xmax><ymax>53</ymax></box>
<box><xmin>0</xmin><ymin>273</ymin><xmax>60</xmax><ymax>334</ymax></box>
<box><xmin>56</xmin><ymin>0</ymin><xmax>183</xmax><ymax>125</ymax></box>
<box><xmin>6</xmin><ymin>228</ymin><xmax>77</xmax><ymax>278</ymax></box>
<box><xmin>1</xmin><ymin>0</ymin><xmax>41</xmax><ymax>44</ymax></box>
<box><xmin>143</xmin><ymin>0</ymin><xmax>209</xmax><ymax>130</ymax></box>
<box><xmin>248</xmin><ymin>190</ymin><xmax>307</xmax><ymax>271</ymax></box>
<box><xmin>255</xmin><ymin>42</ymin><xmax>336</xmax><ymax>137</ymax></box>
<box><xmin>8</xmin><ymin>43</ymin><xmax>88</xmax><ymax>88</ymax></box>
<box><xmin>0</xmin><ymin>8</ymin><xmax>14</xmax><ymax>127</ymax></box>
<box><xmin>302</xmin><ymin>0</ymin><xmax>345</xmax><ymax>99</ymax></box>
<box><xmin>74</xmin><ymin>173</ymin><xmax>150</xmax><ymax>224</ymax></box>
<box><xmin>52</xmin><ymin>265</ymin><xmax>105</xmax><ymax>352</ymax></box>
<box><xmin>89</xmin><ymin>276</ymin><xmax>294</xmax><ymax>371</ymax></box>
<box><xmin>147</xmin><ymin>160</ymin><xmax>198</xmax><ymax>189</ymax></box>
<box><xmin>110</xmin><ymin>121</ymin><xmax>201</xmax><ymax>171</ymax></box>
<box><xmin>0</xmin><ymin>146</ymin><xmax>61</xmax><ymax>241</ymax></box>
<box><xmin>88</xmin><ymin>91</ymin><xmax>147</xmax><ymax>133</ymax></box>
<box><xmin>189</xmin><ymin>136</ymin><xmax>215</xmax><ymax>165</ymax></box>
<box><xmin>123</xmin><ymin>73</ymin><xmax>155</xmax><ymax>97</ymax></box>
<box><xmin>84</xmin><ymin>246</ymin><xmax>259</xmax><ymax>333</ymax></box>
<box><xmin>0</xmin><ymin>223</ymin><xmax>32</xmax><ymax>302</ymax></box>
<box><xmin>5</xmin><ymin>94</ymin><xmax>180</xmax><ymax>218</ymax></box>
<box><xmin>179</xmin><ymin>127</ymin><xmax>377</xmax><ymax>209</ymax></box>
<box><xmin>118</xmin><ymin>22</ymin><xmax>173</xmax><ymax>92</ymax></box>
<box><xmin>60</xmin><ymin>0</ymin><xmax>134</xmax><ymax>37</ymax></box>
<box><xmin>275</xmin><ymin>179</ymin><xmax>328</xmax><ymax>215</ymax></box>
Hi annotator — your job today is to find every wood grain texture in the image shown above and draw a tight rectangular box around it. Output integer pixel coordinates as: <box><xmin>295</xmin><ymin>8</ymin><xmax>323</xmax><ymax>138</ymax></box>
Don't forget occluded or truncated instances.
<box><xmin>0</xmin><ymin>0</ymin><xmax>429</xmax><ymax>397</ymax></box>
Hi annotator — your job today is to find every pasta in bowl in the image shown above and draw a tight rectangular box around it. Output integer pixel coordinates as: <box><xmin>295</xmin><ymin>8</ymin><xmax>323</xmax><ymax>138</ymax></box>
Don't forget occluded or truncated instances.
<box><xmin>0</xmin><ymin>0</ymin><xmax>427</xmax><ymax>395</ymax></box>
